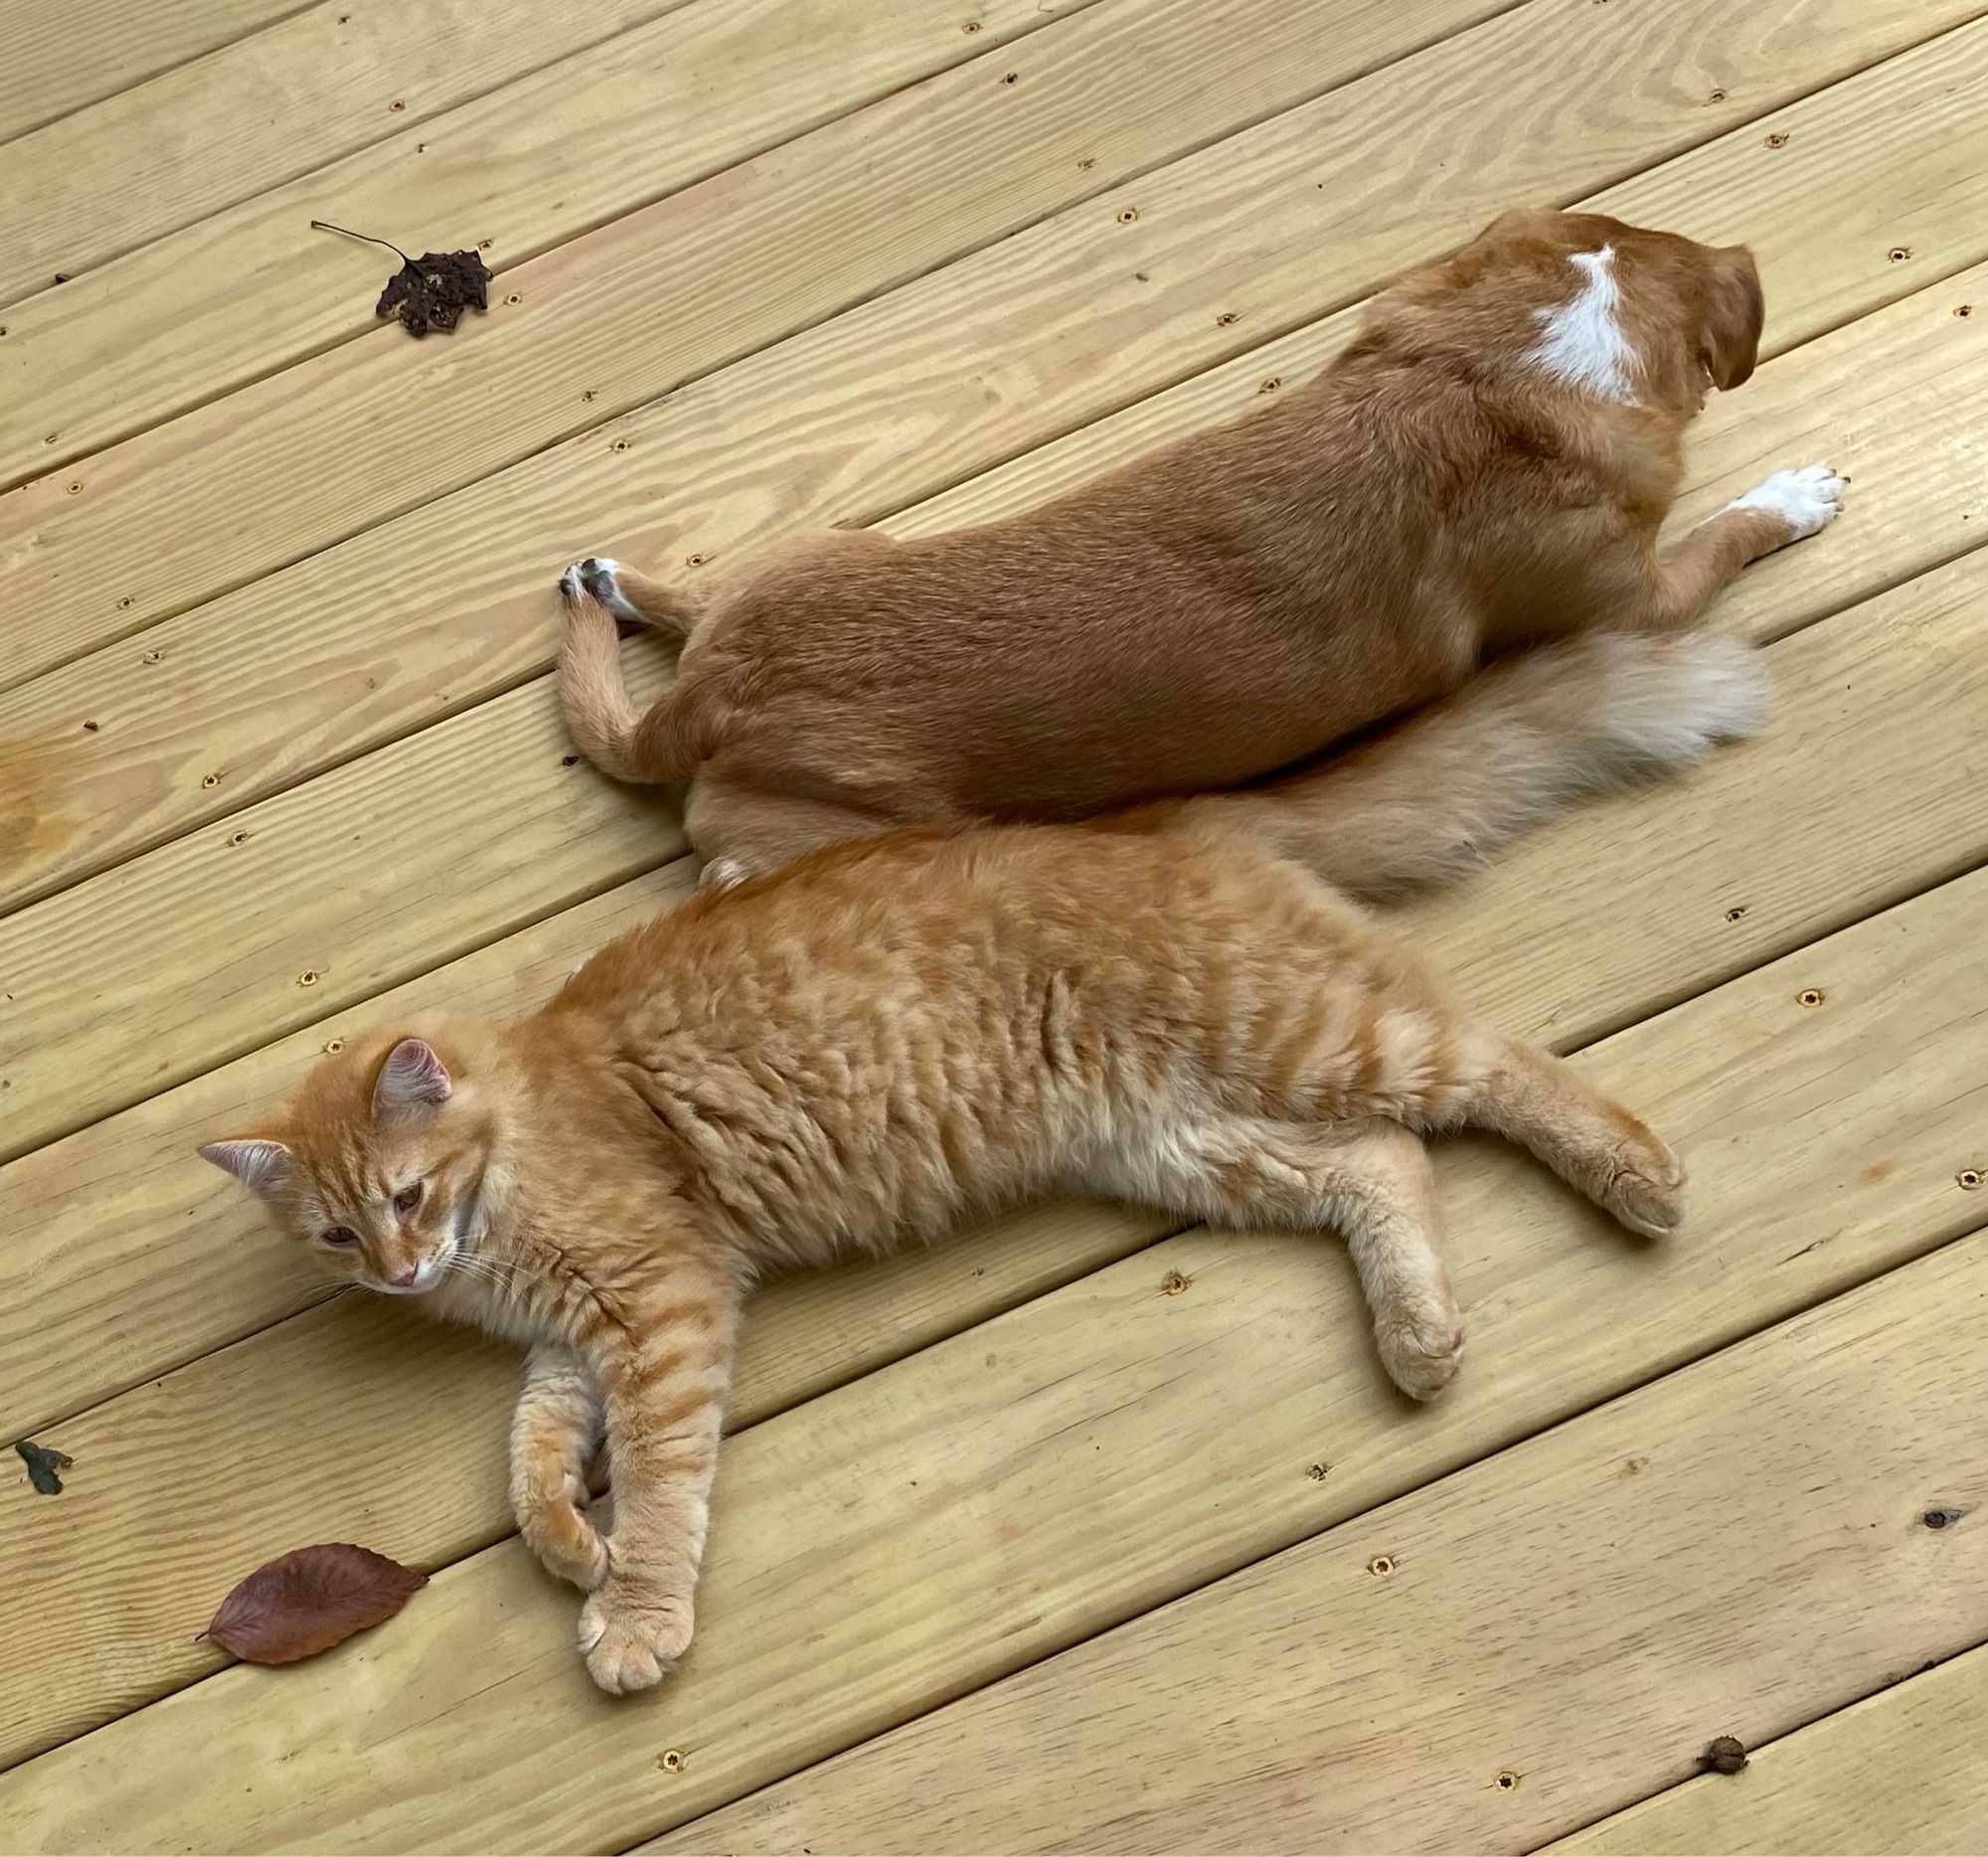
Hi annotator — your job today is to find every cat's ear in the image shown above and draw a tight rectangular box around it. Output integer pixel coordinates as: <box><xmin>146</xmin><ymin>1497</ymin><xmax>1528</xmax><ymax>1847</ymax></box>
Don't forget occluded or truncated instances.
<box><xmin>200</xmin><ymin>1137</ymin><xmax>294</xmax><ymax>1203</ymax></box>
<box><xmin>372</xmin><ymin>1038</ymin><xmax>451</xmax><ymax>1124</ymax></box>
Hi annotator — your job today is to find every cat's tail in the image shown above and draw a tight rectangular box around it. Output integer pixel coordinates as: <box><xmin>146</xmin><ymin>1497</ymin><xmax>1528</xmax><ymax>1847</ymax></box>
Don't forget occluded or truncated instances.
<box><xmin>555</xmin><ymin>574</ymin><xmax>732</xmax><ymax>784</ymax></box>
<box><xmin>1143</xmin><ymin>632</ymin><xmax>1769</xmax><ymax>902</ymax></box>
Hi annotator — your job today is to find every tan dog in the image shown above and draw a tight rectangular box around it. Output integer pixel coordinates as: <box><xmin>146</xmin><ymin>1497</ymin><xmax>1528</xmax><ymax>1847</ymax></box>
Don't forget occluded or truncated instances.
<box><xmin>558</xmin><ymin>206</ymin><xmax>1841</xmax><ymax>883</ymax></box>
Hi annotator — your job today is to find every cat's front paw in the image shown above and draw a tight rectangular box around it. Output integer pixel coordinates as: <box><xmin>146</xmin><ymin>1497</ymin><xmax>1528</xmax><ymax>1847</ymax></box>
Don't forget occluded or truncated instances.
<box><xmin>519</xmin><ymin>1472</ymin><xmax>609</xmax><ymax>1591</ymax></box>
<box><xmin>579</xmin><ymin>1581</ymin><xmax>694</xmax><ymax>1694</ymax></box>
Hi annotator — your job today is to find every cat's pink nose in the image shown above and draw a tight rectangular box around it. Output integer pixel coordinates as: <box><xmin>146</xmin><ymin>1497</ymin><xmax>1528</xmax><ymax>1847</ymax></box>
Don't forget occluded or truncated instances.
<box><xmin>390</xmin><ymin>1265</ymin><xmax>419</xmax><ymax>1288</ymax></box>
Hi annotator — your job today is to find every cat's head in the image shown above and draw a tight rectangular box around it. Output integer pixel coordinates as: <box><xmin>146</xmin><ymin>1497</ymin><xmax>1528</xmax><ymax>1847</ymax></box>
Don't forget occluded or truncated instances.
<box><xmin>200</xmin><ymin>1027</ymin><xmax>503</xmax><ymax>1295</ymax></box>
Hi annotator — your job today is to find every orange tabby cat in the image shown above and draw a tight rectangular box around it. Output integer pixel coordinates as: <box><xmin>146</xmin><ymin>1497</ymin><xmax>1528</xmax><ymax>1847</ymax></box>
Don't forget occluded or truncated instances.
<box><xmin>200</xmin><ymin>632</ymin><xmax>1760</xmax><ymax>1693</ymax></box>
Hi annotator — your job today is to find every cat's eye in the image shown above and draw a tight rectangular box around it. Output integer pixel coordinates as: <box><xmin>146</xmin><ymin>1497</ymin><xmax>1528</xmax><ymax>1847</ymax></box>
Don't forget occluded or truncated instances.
<box><xmin>393</xmin><ymin>1182</ymin><xmax>423</xmax><ymax>1216</ymax></box>
<box><xmin>322</xmin><ymin>1226</ymin><xmax>360</xmax><ymax>1248</ymax></box>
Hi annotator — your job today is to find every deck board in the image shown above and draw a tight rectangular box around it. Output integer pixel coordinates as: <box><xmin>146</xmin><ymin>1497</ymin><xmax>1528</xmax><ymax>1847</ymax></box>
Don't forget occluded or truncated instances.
<box><xmin>0</xmin><ymin>0</ymin><xmax>1104</xmax><ymax>485</ymax></box>
<box><xmin>0</xmin><ymin>0</ymin><xmax>688</xmax><ymax>309</ymax></box>
<box><xmin>0</xmin><ymin>0</ymin><xmax>306</xmax><ymax>142</ymax></box>
<box><xmin>1556</xmin><ymin>1645</ymin><xmax>1988</xmax><ymax>1855</ymax></box>
<box><xmin>655</xmin><ymin>1229</ymin><xmax>1988</xmax><ymax>1855</ymax></box>
<box><xmin>2</xmin><ymin>870</ymin><xmax>1982</xmax><ymax>1847</ymax></box>
<box><xmin>0</xmin><ymin>0</ymin><xmax>1979</xmax><ymax>1844</ymax></box>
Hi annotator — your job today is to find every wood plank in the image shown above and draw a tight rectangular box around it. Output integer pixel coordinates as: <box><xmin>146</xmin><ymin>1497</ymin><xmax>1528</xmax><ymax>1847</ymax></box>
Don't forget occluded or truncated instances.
<box><xmin>2</xmin><ymin>862</ymin><xmax>1981</xmax><ymax>1851</ymax></box>
<box><xmin>2</xmin><ymin>0</ymin><xmax>1960</xmax><ymax>690</ymax></box>
<box><xmin>0</xmin><ymin>0</ymin><xmax>304</xmax><ymax>143</ymax></box>
<box><xmin>0</xmin><ymin>0</ymin><xmax>1104</xmax><ymax>482</ymax></box>
<box><xmin>3</xmin><ymin>242</ymin><xmax>1984</xmax><ymax>1166</ymax></box>
<box><xmin>0</xmin><ymin>0</ymin><xmax>688</xmax><ymax>307</ymax></box>
<box><xmin>10</xmin><ymin>539</ymin><xmax>1982</xmax><ymax>1466</ymax></box>
<box><xmin>7</xmin><ymin>17</ymin><xmax>1985</xmax><ymax>911</ymax></box>
<box><xmin>657</xmin><ymin>1233</ymin><xmax>1988</xmax><ymax>1856</ymax></box>
<box><xmin>1556</xmin><ymin>1645</ymin><xmax>1988</xmax><ymax>1856</ymax></box>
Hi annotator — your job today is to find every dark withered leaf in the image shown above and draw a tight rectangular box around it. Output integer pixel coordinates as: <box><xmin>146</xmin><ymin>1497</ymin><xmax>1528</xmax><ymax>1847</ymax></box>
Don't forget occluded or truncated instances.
<box><xmin>312</xmin><ymin>220</ymin><xmax>491</xmax><ymax>338</ymax></box>
<box><xmin>375</xmin><ymin>247</ymin><xmax>491</xmax><ymax>336</ymax></box>
<box><xmin>15</xmin><ymin>1439</ymin><xmax>73</xmax><ymax>1495</ymax></box>
<box><xmin>203</xmin><ymin>1543</ymin><xmax>427</xmax><ymax>1664</ymax></box>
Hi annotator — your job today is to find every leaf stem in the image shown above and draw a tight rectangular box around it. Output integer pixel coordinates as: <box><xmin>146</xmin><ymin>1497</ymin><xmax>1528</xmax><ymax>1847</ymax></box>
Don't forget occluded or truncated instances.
<box><xmin>310</xmin><ymin>221</ymin><xmax>411</xmax><ymax>262</ymax></box>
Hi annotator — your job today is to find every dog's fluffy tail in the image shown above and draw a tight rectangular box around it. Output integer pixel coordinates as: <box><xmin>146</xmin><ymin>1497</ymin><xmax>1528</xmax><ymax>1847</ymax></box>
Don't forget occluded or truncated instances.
<box><xmin>1144</xmin><ymin>632</ymin><xmax>1769</xmax><ymax>901</ymax></box>
<box><xmin>556</xmin><ymin>578</ymin><xmax>733</xmax><ymax>785</ymax></box>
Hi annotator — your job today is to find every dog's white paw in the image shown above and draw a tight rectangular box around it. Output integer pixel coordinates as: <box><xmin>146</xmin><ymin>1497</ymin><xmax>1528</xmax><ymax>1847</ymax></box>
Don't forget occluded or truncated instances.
<box><xmin>1723</xmin><ymin>464</ymin><xmax>1845</xmax><ymax>542</ymax></box>
<box><xmin>562</xmin><ymin>556</ymin><xmax>645</xmax><ymax>622</ymax></box>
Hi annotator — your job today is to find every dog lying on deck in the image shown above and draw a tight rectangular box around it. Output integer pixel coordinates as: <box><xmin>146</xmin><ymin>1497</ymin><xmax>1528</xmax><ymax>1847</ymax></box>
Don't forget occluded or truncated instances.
<box><xmin>556</xmin><ymin>206</ymin><xmax>1843</xmax><ymax>884</ymax></box>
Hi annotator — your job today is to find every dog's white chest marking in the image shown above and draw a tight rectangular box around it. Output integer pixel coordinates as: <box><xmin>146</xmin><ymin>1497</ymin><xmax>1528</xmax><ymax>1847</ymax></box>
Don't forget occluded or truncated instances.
<box><xmin>1523</xmin><ymin>246</ymin><xmax>1639</xmax><ymax>405</ymax></box>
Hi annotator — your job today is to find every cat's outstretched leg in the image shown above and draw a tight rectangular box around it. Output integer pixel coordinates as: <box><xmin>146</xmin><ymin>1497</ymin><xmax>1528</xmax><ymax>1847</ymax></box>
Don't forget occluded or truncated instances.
<box><xmin>1099</xmin><ymin>1115</ymin><xmax>1463</xmax><ymax>1400</ymax></box>
<box><xmin>510</xmin><ymin>1344</ymin><xmax>608</xmax><ymax>1591</ymax></box>
<box><xmin>572</xmin><ymin>1251</ymin><xmax>746</xmax><ymax>1694</ymax></box>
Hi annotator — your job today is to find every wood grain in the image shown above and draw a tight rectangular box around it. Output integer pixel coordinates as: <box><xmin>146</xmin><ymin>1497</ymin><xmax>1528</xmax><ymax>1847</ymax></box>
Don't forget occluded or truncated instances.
<box><xmin>1557</xmin><ymin>1645</ymin><xmax>1988</xmax><ymax>1855</ymax></box>
<box><xmin>0</xmin><ymin>0</ymin><xmax>1102</xmax><ymax>482</ymax></box>
<box><xmin>0</xmin><ymin>0</ymin><xmax>304</xmax><ymax>142</ymax></box>
<box><xmin>2</xmin><ymin>0</ymin><xmax>1962</xmax><ymax>689</ymax></box>
<box><xmin>6</xmin><ymin>21</ymin><xmax>1985</xmax><ymax>910</ymax></box>
<box><xmin>655</xmin><ymin>1233</ymin><xmax>1988</xmax><ymax>1855</ymax></box>
<box><xmin>2</xmin><ymin>248</ymin><xmax>1982</xmax><ymax>1164</ymax></box>
<box><xmin>0</xmin><ymin>0</ymin><xmax>687</xmax><ymax>308</ymax></box>
<box><xmin>2</xmin><ymin>865</ymin><xmax>1981</xmax><ymax>1849</ymax></box>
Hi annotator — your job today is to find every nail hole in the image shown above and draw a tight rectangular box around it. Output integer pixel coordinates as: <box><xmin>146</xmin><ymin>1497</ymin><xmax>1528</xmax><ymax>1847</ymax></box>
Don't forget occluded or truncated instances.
<box><xmin>228</xmin><ymin>830</ymin><xmax>249</xmax><ymax>846</ymax></box>
<box><xmin>581</xmin><ymin>389</ymin><xmax>596</xmax><ymax>401</ymax></box>
<box><xmin>82</xmin><ymin>720</ymin><xmax>98</xmax><ymax>733</ymax></box>
<box><xmin>1495</xmin><ymin>1772</ymin><xmax>1520</xmax><ymax>1792</ymax></box>
<box><xmin>416</xmin><ymin>141</ymin><xmax>427</xmax><ymax>153</ymax></box>
<box><xmin>142</xmin><ymin>648</ymin><xmax>162</xmax><ymax>663</ymax></box>
<box><xmin>659</xmin><ymin>1748</ymin><xmax>686</xmax><ymax>1773</ymax></box>
<box><xmin>44</xmin><ymin>432</ymin><xmax>58</xmax><ymax>444</ymax></box>
<box><xmin>324</xmin><ymin>1038</ymin><xmax>345</xmax><ymax>1055</ymax></box>
<box><xmin>389</xmin><ymin>98</ymin><xmax>405</xmax><ymax>110</ymax></box>
<box><xmin>201</xmin><ymin>772</ymin><xmax>221</xmax><ymax>788</ymax></box>
<box><xmin>66</xmin><ymin>481</ymin><xmax>83</xmax><ymax>495</ymax></box>
<box><xmin>561</xmin><ymin>754</ymin><xmax>580</xmax><ymax>767</ymax></box>
<box><xmin>612</xmin><ymin>439</ymin><xmax>629</xmax><ymax>452</ymax></box>
<box><xmin>298</xmin><ymin>970</ymin><xmax>320</xmax><ymax>987</ymax></box>
<box><xmin>478</xmin><ymin>240</ymin><xmax>493</xmax><ymax>251</ymax></box>
<box><xmin>1724</xmin><ymin>905</ymin><xmax>1747</xmax><ymax>922</ymax></box>
<box><xmin>1367</xmin><ymin>1554</ymin><xmax>1395</xmax><ymax>1577</ymax></box>
<box><xmin>1116</xmin><ymin>208</ymin><xmax>1138</xmax><ymax>225</ymax></box>
<box><xmin>121</xmin><ymin>598</ymin><xmax>137</xmax><ymax>611</ymax></box>
<box><xmin>1709</xmin><ymin>87</ymin><xmax>1727</xmax><ymax>102</ymax></box>
<box><xmin>505</xmin><ymin>292</ymin><xmax>521</xmax><ymax>305</ymax></box>
<box><xmin>1258</xmin><ymin>377</ymin><xmax>1281</xmax><ymax>394</ymax></box>
<box><xmin>685</xmin><ymin>553</ymin><xmax>708</xmax><ymax>567</ymax></box>
<box><xmin>1958</xmin><ymin>1170</ymin><xmax>1983</xmax><ymax>1191</ymax></box>
<box><xmin>1001</xmin><ymin>72</ymin><xmax>1017</xmax><ymax>84</ymax></box>
<box><xmin>1305</xmin><ymin>1461</ymin><xmax>1331</xmax><ymax>1481</ymax></box>
<box><xmin>1954</xmin><ymin>304</ymin><xmax>1973</xmax><ymax>318</ymax></box>
<box><xmin>1889</xmin><ymin>247</ymin><xmax>1912</xmax><ymax>263</ymax></box>
<box><xmin>1160</xmin><ymin>1269</ymin><xmax>1189</xmax><ymax>1296</ymax></box>
<box><xmin>1923</xmin><ymin>1506</ymin><xmax>1958</xmax><ymax>1529</ymax></box>
<box><xmin>1796</xmin><ymin>987</ymin><xmax>1824</xmax><ymax>1008</ymax></box>
<box><xmin>1763</xmin><ymin>130</ymin><xmax>1789</xmax><ymax>148</ymax></box>
<box><xmin>1216</xmin><ymin>311</ymin><xmax>1239</xmax><ymax>326</ymax></box>
<box><xmin>960</xmin><ymin>19</ymin><xmax>981</xmax><ymax>31</ymax></box>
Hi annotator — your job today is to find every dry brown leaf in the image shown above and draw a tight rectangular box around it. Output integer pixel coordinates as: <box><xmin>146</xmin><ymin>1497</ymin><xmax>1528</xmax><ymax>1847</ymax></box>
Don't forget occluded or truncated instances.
<box><xmin>203</xmin><ymin>1543</ymin><xmax>427</xmax><ymax>1665</ymax></box>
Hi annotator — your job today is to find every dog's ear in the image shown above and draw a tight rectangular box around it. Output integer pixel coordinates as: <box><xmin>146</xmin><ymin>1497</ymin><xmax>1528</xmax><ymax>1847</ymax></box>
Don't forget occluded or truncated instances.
<box><xmin>1702</xmin><ymin>246</ymin><xmax>1763</xmax><ymax>391</ymax></box>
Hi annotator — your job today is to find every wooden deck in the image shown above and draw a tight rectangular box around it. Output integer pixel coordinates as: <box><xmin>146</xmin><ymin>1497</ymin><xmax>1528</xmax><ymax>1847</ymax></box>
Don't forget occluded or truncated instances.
<box><xmin>2</xmin><ymin>0</ymin><xmax>1985</xmax><ymax>1849</ymax></box>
